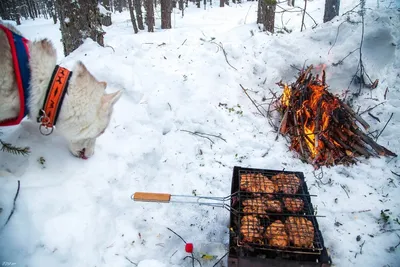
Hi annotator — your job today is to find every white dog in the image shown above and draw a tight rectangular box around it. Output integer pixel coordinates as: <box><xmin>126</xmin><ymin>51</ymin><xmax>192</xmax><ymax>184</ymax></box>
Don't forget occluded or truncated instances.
<box><xmin>0</xmin><ymin>22</ymin><xmax>121</xmax><ymax>159</ymax></box>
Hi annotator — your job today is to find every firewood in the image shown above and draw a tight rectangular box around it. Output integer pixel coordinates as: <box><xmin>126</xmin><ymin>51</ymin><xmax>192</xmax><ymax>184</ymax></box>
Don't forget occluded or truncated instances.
<box><xmin>275</xmin><ymin>66</ymin><xmax>397</xmax><ymax>168</ymax></box>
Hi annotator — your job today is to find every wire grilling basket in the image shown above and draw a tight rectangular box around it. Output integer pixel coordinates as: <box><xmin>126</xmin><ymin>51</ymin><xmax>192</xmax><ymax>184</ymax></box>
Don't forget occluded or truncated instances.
<box><xmin>132</xmin><ymin>166</ymin><xmax>332</xmax><ymax>266</ymax></box>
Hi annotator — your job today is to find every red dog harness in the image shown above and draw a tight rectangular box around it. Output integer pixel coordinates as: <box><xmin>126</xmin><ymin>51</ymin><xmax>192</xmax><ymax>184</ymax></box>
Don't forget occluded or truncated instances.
<box><xmin>0</xmin><ymin>24</ymin><xmax>31</xmax><ymax>126</ymax></box>
<box><xmin>0</xmin><ymin>25</ymin><xmax>72</xmax><ymax>132</ymax></box>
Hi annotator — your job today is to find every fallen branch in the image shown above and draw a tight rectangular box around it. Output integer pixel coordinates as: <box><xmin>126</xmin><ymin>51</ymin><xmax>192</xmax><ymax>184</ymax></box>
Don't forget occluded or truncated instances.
<box><xmin>359</xmin><ymin>101</ymin><xmax>385</xmax><ymax>115</ymax></box>
<box><xmin>375</xmin><ymin>112</ymin><xmax>393</xmax><ymax>141</ymax></box>
<box><xmin>350</xmin><ymin>209</ymin><xmax>371</xmax><ymax>214</ymax></box>
<box><xmin>211</xmin><ymin>42</ymin><xmax>237</xmax><ymax>71</ymax></box>
<box><xmin>240</xmin><ymin>84</ymin><xmax>266</xmax><ymax>118</ymax></box>
<box><xmin>332</xmin><ymin>48</ymin><xmax>359</xmax><ymax>66</ymax></box>
<box><xmin>124</xmin><ymin>256</ymin><xmax>137</xmax><ymax>266</ymax></box>
<box><xmin>180</xmin><ymin>130</ymin><xmax>215</xmax><ymax>146</ymax></box>
<box><xmin>340</xmin><ymin>184</ymin><xmax>350</xmax><ymax>198</ymax></box>
<box><xmin>300</xmin><ymin>0</ymin><xmax>307</xmax><ymax>32</ymax></box>
<box><xmin>391</xmin><ymin>171</ymin><xmax>400</xmax><ymax>178</ymax></box>
<box><xmin>1</xmin><ymin>180</ymin><xmax>20</xmax><ymax>230</ymax></box>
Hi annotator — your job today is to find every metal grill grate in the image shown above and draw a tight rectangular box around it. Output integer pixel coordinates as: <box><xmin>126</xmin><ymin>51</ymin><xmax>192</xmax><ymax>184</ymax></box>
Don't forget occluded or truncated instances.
<box><xmin>230</xmin><ymin>168</ymin><xmax>325</xmax><ymax>256</ymax></box>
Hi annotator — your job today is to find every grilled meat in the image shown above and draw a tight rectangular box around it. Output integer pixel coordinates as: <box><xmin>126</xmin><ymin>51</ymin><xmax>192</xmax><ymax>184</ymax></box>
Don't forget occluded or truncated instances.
<box><xmin>265</xmin><ymin>220</ymin><xmax>289</xmax><ymax>248</ymax></box>
<box><xmin>240</xmin><ymin>215</ymin><xmax>264</xmax><ymax>243</ymax></box>
<box><xmin>285</xmin><ymin>216</ymin><xmax>315</xmax><ymax>247</ymax></box>
<box><xmin>283</xmin><ymin>197</ymin><xmax>304</xmax><ymax>213</ymax></box>
<box><xmin>240</xmin><ymin>173</ymin><xmax>275</xmax><ymax>194</ymax></box>
<box><xmin>271</xmin><ymin>173</ymin><xmax>301</xmax><ymax>194</ymax></box>
<box><xmin>265</xmin><ymin>200</ymin><xmax>283</xmax><ymax>213</ymax></box>
<box><xmin>242</xmin><ymin>197</ymin><xmax>266</xmax><ymax>207</ymax></box>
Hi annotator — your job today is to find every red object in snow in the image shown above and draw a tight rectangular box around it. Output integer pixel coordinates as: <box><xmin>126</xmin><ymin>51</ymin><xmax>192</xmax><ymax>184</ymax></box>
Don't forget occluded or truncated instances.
<box><xmin>185</xmin><ymin>243</ymin><xmax>194</xmax><ymax>253</ymax></box>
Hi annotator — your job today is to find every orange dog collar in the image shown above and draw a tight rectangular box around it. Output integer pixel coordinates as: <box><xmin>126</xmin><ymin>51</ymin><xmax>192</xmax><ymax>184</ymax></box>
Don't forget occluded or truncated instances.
<box><xmin>38</xmin><ymin>65</ymin><xmax>72</xmax><ymax>135</ymax></box>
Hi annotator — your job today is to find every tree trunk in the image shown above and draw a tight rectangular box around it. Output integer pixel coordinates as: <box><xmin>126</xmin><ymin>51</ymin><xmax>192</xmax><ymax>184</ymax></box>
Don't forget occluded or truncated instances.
<box><xmin>134</xmin><ymin>0</ymin><xmax>144</xmax><ymax>30</ymax></box>
<box><xmin>115</xmin><ymin>0</ymin><xmax>123</xmax><ymax>12</ymax></box>
<box><xmin>258</xmin><ymin>0</ymin><xmax>276</xmax><ymax>33</ymax></box>
<box><xmin>26</xmin><ymin>0</ymin><xmax>34</xmax><ymax>19</ymax></box>
<box><xmin>46</xmin><ymin>0</ymin><xmax>57</xmax><ymax>24</ymax></box>
<box><xmin>161</xmin><ymin>0</ymin><xmax>171</xmax><ymax>29</ymax></box>
<box><xmin>55</xmin><ymin>0</ymin><xmax>104</xmax><ymax>56</ymax></box>
<box><xmin>196</xmin><ymin>0</ymin><xmax>200</xmax><ymax>8</ymax></box>
<box><xmin>127</xmin><ymin>0</ymin><xmax>139</xmax><ymax>33</ymax></box>
<box><xmin>144</xmin><ymin>0</ymin><xmax>154</xmax><ymax>32</ymax></box>
<box><xmin>203</xmin><ymin>0</ymin><xmax>206</xmax><ymax>9</ymax></box>
<box><xmin>220</xmin><ymin>0</ymin><xmax>224</xmax><ymax>7</ymax></box>
<box><xmin>100</xmin><ymin>0</ymin><xmax>112</xmax><ymax>26</ymax></box>
<box><xmin>323</xmin><ymin>0</ymin><xmax>340</xmax><ymax>22</ymax></box>
<box><xmin>287</xmin><ymin>0</ymin><xmax>294</xmax><ymax>6</ymax></box>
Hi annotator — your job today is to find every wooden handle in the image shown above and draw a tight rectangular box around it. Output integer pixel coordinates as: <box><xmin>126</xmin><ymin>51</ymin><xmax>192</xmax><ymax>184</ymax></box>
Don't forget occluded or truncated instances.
<box><xmin>133</xmin><ymin>192</ymin><xmax>171</xmax><ymax>203</ymax></box>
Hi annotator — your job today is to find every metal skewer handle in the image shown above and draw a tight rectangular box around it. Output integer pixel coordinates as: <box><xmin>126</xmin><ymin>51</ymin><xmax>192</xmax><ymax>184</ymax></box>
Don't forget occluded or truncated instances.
<box><xmin>132</xmin><ymin>192</ymin><xmax>233</xmax><ymax>210</ymax></box>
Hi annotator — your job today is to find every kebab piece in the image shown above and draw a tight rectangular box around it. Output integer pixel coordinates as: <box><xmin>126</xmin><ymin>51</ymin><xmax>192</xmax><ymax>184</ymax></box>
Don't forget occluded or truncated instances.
<box><xmin>265</xmin><ymin>200</ymin><xmax>283</xmax><ymax>213</ymax></box>
<box><xmin>283</xmin><ymin>197</ymin><xmax>304</xmax><ymax>213</ymax></box>
<box><xmin>240</xmin><ymin>215</ymin><xmax>264</xmax><ymax>243</ymax></box>
<box><xmin>240</xmin><ymin>173</ymin><xmax>275</xmax><ymax>195</ymax></box>
<box><xmin>285</xmin><ymin>216</ymin><xmax>315</xmax><ymax>247</ymax></box>
<box><xmin>265</xmin><ymin>220</ymin><xmax>289</xmax><ymax>248</ymax></box>
<box><xmin>271</xmin><ymin>173</ymin><xmax>301</xmax><ymax>194</ymax></box>
<box><xmin>242</xmin><ymin>197</ymin><xmax>268</xmax><ymax>217</ymax></box>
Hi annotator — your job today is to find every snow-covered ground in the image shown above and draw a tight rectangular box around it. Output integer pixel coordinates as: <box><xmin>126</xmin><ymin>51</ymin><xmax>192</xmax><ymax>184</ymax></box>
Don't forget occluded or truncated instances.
<box><xmin>1</xmin><ymin>0</ymin><xmax>400</xmax><ymax>266</ymax></box>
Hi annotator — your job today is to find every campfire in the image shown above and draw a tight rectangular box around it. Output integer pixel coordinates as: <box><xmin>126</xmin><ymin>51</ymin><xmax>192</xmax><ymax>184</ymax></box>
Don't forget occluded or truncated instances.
<box><xmin>277</xmin><ymin>65</ymin><xmax>397</xmax><ymax>168</ymax></box>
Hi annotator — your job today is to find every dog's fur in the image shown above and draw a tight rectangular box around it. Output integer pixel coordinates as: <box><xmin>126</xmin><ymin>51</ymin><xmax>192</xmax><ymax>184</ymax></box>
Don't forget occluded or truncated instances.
<box><xmin>0</xmin><ymin>22</ymin><xmax>121</xmax><ymax>159</ymax></box>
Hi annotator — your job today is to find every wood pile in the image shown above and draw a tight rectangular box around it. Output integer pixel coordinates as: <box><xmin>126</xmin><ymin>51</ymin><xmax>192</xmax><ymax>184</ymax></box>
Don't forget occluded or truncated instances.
<box><xmin>277</xmin><ymin>65</ymin><xmax>397</xmax><ymax>168</ymax></box>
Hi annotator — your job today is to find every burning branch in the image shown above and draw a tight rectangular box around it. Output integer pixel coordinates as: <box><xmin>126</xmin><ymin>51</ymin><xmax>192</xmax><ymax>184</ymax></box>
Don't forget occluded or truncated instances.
<box><xmin>276</xmin><ymin>66</ymin><xmax>397</xmax><ymax>169</ymax></box>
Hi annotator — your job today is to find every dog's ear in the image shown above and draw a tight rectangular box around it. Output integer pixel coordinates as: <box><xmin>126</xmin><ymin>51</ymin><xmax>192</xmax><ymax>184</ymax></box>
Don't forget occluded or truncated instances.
<box><xmin>100</xmin><ymin>81</ymin><xmax>107</xmax><ymax>90</ymax></box>
<box><xmin>101</xmin><ymin>90</ymin><xmax>122</xmax><ymax>109</ymax></box>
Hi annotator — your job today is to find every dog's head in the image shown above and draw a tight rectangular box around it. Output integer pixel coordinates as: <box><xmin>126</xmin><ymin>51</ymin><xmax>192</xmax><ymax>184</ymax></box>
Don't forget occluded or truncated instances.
<box><xmin>57</xmin><ymin>62</ymin><xmax>122</xmax><ymax>159</ymax></box>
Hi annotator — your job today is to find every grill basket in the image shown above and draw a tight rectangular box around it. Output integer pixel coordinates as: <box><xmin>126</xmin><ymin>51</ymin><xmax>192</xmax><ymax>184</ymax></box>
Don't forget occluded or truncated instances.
<box><xmin>228</xmin><ymin>166</ymin><xmax>332</xmax><ymax>267</ymax></box>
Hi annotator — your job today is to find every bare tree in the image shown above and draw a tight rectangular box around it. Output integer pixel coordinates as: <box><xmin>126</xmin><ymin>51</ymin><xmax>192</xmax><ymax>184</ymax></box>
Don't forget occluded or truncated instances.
<box><xmin>55</xmin><ymin>0</ymin><xmax>104</xmax><ymax>56</ymax></box>
<box><xmin>101</xmin><ymin>0</ymin><xmax>112</xmax><ymax>26</ymax></box>
<box><xmin>161</xmin><ymin>0</ymin><xmax>171</xmax><ymax>29</ymax></box>
<box><xmin>134</xmin><ymin>0</ymin><xmax>144</xmax><ymax>30</ymax></box>
<box><xmin>127</xmin><ymin>0</ymin><xmax>139</xmax><ymax>33</ymax></box>
<box><xmin>144</xmin><ymin>0</ymin><xmax>155</xmax><ymax>32</ymax></box>
<box><xmin>258</xmin><ymin>0</ymin><xmax>276</xmax><ymax>33</ymax></box>
<box><xmin>323</xmin><ymin>0</ymin><xmax>340</xmax><ymax>22</ymax></box>
<box><xmin>220</xmin><ymin>0</ymin><xmax>224</xmax><ymax>7</ymax></box>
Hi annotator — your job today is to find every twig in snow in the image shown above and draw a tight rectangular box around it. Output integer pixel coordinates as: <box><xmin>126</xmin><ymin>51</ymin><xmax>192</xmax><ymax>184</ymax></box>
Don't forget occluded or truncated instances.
<box><xmin>351</xmin><ymin>209</ymin><xmax>371</xmax><ymax>214</ymax></box>
<box><xmin>1</xmin><ymin>180</ymin><xmax>20</xmax><ymax>230</ymax></box>
<box><xmin>384</xmin><ymin>87</ymin><xmax>389</xmax><ymax>100</ymax></box>
<box><xmin>340</xmin><ymin>184</ymin><xmax>350</xmax><ymax>198</ymax></box>
<box><xmin>211</xmin><ymin>42</ymin><xmax>237</xmax><ymax>71</ymax></box>
<box><xmin>181</xmin><ymin>130</ymin><xmax>215</xmax><ymax>146</ymax></box>
<box><xmin>240</xmin><ymin>84</ymin><xmax>266</xmax><ymax>118</ymax></box>
<box><xmin>300</xmin><ymin>0</ymin><xmax>307</xmax><ymax>32</ymax></box>
<box><xmin>328</xmin><ymin>21</ymin><xmax>347</xmax><ymax>55</ymax></box>
<box><xmin>124</xmin><ymin>256</ymin><xmax>137</xmax><ymax>265</ymax></box>
<box><xmin>167</xmin><ymin>227</ymin><xmax>187</xmax><ymax>243</ymax></box>
<box><xmin>342</xmin><ymin>2</ymin><xmax>361</xmax><ymax>17</ymax></box>
<box><xmin>193</xmin><ymin>132</ymin><xmax>226</xmax><ymax>143</ymax></box>
<box><xmin>375</xmin><ymin>113</ymin><xmax>393</xmax><ymax>141</ymax></box>
<box><xmin>359</xmin><ymin>101</ymin><xmax>385</xmax><ymax>115</ymax></box>
<box><xmin>212</xmin><ymin>251</ymin><xmax>229</xmax><ymax>267</ymax></box>
<box><xmin>183</xmin><ymin>255</ymin><xmax>202</xmax><ymax>267</ymax></box>
<box><xmin>355</xmin><ymin>240</ymin><xmax>366</xmax><ymax>258</ymax></box>
<box><xmin>332</xmin><ymin>48</ymin><xmax>360</xmax><ymax>66</ymax></box>
<box><xmin>391</xmin><ymin>171</ymin><xmax>400</xmax><ymax>178</ymax></box>
<box><xmin>368</xmin><ymin>112</ymin><xmax>380</xmax><ymax>122</ymax></box>
<box><xmin>181</xmin><ymin>39</ymin><xmax>187</xmax><ymax>46</ymax></box>
<box><xmin>167</xmin><ymin>227</ymin><xmax>201</xmax><ymax>267</ymax></box>
<box><xmin>105</xmin><ymin>45</ymin><xmax>115</xmax><ymax>52</ymax></box>
<box><xmin>180</xmin><ymin>130</ymin><xmax>226</xmax><ymax>147</ymax></box>
<box><xmin>276</xmin><ymin>5</ymin><xmax>318</xmax><ymax>28</ymax></box>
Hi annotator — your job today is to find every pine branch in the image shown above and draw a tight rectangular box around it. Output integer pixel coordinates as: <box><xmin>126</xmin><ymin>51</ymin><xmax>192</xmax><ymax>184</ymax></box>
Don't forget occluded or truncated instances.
<box><xmin>0</xmin><ymin>139</ymin><xmax>30</xmax><ymax>156</ymax></box>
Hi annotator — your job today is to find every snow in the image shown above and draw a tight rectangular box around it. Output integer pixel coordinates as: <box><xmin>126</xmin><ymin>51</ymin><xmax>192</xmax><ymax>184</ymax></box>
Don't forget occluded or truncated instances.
<box><xmin>1</xmin><ymin>1</ymin><xmax>400</xmax><ymax>266</ymax></box>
